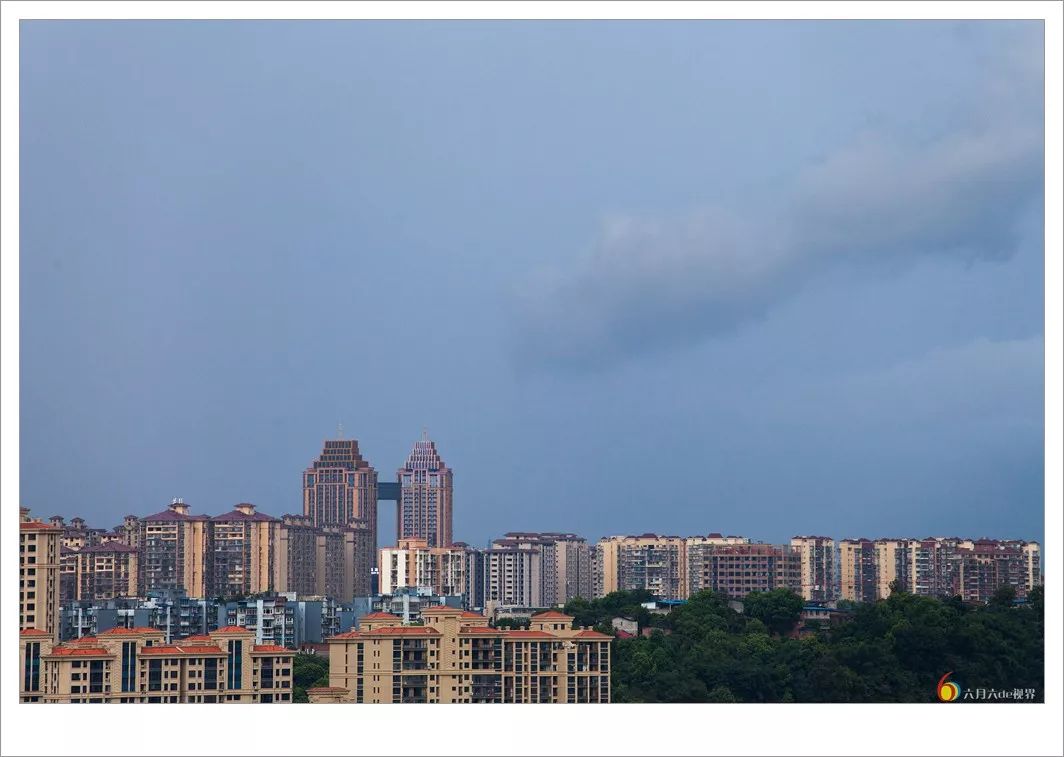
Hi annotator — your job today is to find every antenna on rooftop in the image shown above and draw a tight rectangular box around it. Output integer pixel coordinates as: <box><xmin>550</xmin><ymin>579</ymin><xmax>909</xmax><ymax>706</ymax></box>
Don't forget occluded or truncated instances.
<box><xmin>337</xmin><ymin>422</ymin><xmax>344</xmax><ymax>439</ymax></box>
<box><xmin>422</xmin><ymin>426</ymin><xmax>429</xmax><ymax>441</ymax></box>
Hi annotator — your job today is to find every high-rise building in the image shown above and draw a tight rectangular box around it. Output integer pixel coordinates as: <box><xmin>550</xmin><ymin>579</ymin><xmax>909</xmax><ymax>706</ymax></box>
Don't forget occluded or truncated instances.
<box><xmin>594</xmin><ymin>535</ymin><xmax>688</xmax><ymax>600</ymax></box>
<box><xmin>493</xmin><ymin>532</ymin><xmax>593</xmax><ymax>606</ymax></box>
<box><xmin>276</xmin><ymin>514</ymin><xmax>372</xmax><ymax>601</ymax></box>
<box><xmin>873</xmin><ymin>538</ymin><xmax>912</xmax><ymax>598</ymax></box>
<box><xmin>379</xmin><ymin>538</ymin><xmax>467</xmax><ymax>597</ymax></box>
<box><xmin>20</xmin><ymin>508</ymin><xmax>63</xmax><ymax>642</ymax></box>
<box><xmin>847</xmin><ymin>537</ymin><xmax>1041</xmax><ymax>603</ymax></box>
<box><xmin>790</xmin><ymin>536</ymin><xmax>837</xmax><ymax>602</ymax></box>
<box><xmin>303</xmin><ymin>438</ymin><xmax>378</xmax><ymax>532</ymax></box>
<box><xmin>396</xmin><ymin>433</ymin><xmax>453</xmax><ymax>548</ymax></box>
<box><xmin>545</xmin><ymin>533</ymin><xmax>593</xmax><ymax>603</ymax></box>
<box><xmin>139</xmin><ymin>500</ymin><xmax>210</xmax><ymax>599</ymax></box>
<box><xmin>1022</xmin><ymin>541</ymin><xmax>1042</xmax><ymax>590</ymax></box>
<box><xmin>483</xmin><ymin>545</ymin><xmax>543</xmax><ymax>609</ymax></box>
<box><xmin>687</xmin><ymin>542</ymin><xmax>801</xmax><ymax>598</ymax></box>
<box><xmin>209</xmin><ymin>503</ymin><xmax>283</xmax><ymax>598</ymax></box>
<box><xmin>74</xmin><ymin>543</ymin><xmax>139</xmax><ymax>600</ymax></box>
<box><xmin>839</xmin><ymin>538</ymin><xmax>878</xmax><ymax>603</ymax></box>
<box><xmin>460</xmin><ymin>544</ymin><xmax>486</xmax><ymax>610</ymax></box>
<box><xmin>308</xmin><ymin>606</ymin><xmax>611</xmax><ymax>704</ymax></box>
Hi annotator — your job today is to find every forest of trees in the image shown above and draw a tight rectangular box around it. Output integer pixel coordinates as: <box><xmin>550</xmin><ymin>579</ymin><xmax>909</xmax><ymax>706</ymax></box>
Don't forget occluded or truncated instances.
<box><xmin>564</xmin><ymin>586</ymin><xmax>1044</xmax><ymax>703</ymax></box>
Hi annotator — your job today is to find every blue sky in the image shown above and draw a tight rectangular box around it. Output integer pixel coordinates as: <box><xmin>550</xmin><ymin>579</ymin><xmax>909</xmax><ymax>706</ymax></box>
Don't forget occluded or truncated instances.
<box><xmin>20</xmin><ymin>21</ymin><xmax>1044</xmax><ymax>547</ymax></box>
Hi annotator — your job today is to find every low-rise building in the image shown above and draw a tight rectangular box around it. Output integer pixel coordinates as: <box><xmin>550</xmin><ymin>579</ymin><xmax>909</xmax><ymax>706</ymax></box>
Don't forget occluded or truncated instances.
<box><xmin>309</xmin><ymin>606</ymin><xmax>611</xmax><ymax>704</ymax></box>
<box><xmin>19</xmin><ymin>625</ymin><xmax>293</xmax><ymax>703</ymax></box>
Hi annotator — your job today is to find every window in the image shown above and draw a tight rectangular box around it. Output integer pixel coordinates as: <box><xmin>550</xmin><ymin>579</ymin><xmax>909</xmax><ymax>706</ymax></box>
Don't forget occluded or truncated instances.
<box><xmin>121</xmin><ymin>642</ymin><xmax>136</xmax><ymax>693</ymax></box>
<box><xmin>148</xmin><ymin>660</ymin><xmax>163</xmax><ymax>691</ymax></box>
<box><xmin>227</xmin><ymin>640</ymin><xmax>243</xmax><ymax>689</ymax></box>
<box><xmin>23</xmin><ymin>643</ymin><xmax>40</xmax><ymax>692</ymax></box>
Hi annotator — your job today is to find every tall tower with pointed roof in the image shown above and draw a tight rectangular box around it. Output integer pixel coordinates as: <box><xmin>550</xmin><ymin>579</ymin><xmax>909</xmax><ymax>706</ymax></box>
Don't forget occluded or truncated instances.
<box><xmin>396</xmin><ymin>433</ymin><xmax>453</xmax><ymax>548</ymax></box>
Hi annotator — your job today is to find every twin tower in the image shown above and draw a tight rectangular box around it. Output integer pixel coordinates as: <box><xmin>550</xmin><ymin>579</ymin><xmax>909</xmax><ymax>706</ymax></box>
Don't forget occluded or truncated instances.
<box><xmin>301</xmin><ymin>432</ymin><xmax>454</xmax><ymax>553</ymax></box>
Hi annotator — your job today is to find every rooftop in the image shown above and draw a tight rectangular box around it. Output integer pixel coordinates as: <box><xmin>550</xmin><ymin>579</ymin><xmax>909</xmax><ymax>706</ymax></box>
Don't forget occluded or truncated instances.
<box><xmin>141</xmin><ymin>645</ymin><xmax>226</xmax><ymax>656</ymax></box>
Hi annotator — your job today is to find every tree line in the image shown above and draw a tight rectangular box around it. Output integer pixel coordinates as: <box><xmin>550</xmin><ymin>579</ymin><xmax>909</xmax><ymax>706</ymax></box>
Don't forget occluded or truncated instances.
<box><xmin>564</xmin><ymin>586</ymin><xmax>1044</xmax><ymax>703</ymax></box>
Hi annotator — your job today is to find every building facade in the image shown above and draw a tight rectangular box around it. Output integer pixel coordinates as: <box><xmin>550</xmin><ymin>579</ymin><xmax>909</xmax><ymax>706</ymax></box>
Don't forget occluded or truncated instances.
<box><xmin>379</xmin><ymin>538</ymin><xmax>467</xmax><ymax>597</ymax></box>
<box><xmin>19</xmin><ymin>625</ymin><xmax>293</xmax><ymax>703</ymax></box>
<box><xmin>139</xmin><ymin>500</ymin><xmax>210</xmax><ymax>599</ymax></box>
<box><xmin>20</xmin><ymin>508</ymin><xmax>63</xmax><ymax>642</ymax></box>
<box><xmin>303</xmin><ymin>438</ymin><xmax>378</xmax><ymax>533</ymax></box>
<box><xmin>790</xmin><ymin>536</ymin><xmax>837</xmax><ymax>602</ymax></box>
<box><xmin>309</xmin><ymin>606</ymin><xmax>610</xmax><ymax>704</ymax></box>
<box><xmin>209</xmin><ymin>503</ymin><xmax>283</xmax><ymax>597</ymax></box>
<box><xmin>74</xmin><ymin>543</ymin><xmax>139</xmax><ymax>601</ymax></box>
<box><xmin>594</xmin><ymin>535</ymin><xmax>688</xmax><ymax>600</ymax></box>
<box><xmin>396</xmin><ymin>433</ymin><xmax>453</xmax><ymax>548</ymax></box>
<box><xmin>839</xmin><ymin>538</ymin><xmax>878</xmax><ymax>603</ymax></box>
<box><xmin>687</xmin><ymin>542</ymin><xmax>801</xmax><ymax>598</ymax></box>
<box><xmin>482</xmin><ymin>545</ymin><xmax>543</xmax><ymax>610</ymax></box>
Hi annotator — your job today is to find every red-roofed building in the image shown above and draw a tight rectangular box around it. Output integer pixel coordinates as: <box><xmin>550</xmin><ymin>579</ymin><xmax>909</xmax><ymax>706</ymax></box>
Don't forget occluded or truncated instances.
<box><xmin>20</xmin><ymin>508</ymin><xmax>62</xmax><ymax>642</ymax></box>
<box><xmin>310</xmin><ymin>610</ymin><xmax>611</xmax><ymax>704</ymax></box>
<box><xmin>19</xmin><ymin>623</ymin><xmax>292</xmax><ymax>704</ymax></box>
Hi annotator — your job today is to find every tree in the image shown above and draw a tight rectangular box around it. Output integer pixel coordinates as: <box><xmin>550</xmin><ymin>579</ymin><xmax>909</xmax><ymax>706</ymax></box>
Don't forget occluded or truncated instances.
<box><xmin>743</xmin><ymin>589</ymin><xmax>803</xmax><ymax>636</ymax></box>
<box><xmin>888</xmin><ymin>579</ymin><xmax>908</xmax><ymax>595</ymax></box>
<box><xmin>292</xmin><ymin>652</ymin><xmax>329</xmax><ymax>703</ymax></box>
<box><xmin>990</xmin><ymin>584</ymin><xmax>1017</xmax><ymax>606</ymax></box>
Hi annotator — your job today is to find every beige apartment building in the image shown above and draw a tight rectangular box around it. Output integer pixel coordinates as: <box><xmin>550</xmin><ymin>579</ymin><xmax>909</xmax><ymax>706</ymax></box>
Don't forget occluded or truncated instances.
<box><xmin>308</xmin><ymin>606</ymin><xmax>610</xmax><ymax>704</ymax></box>
<box><xmin>209</xmin><ymin>503</ymin><xmax>283</xmax><ymax>597</ymax></box>
<box><xmin>790</xmin><ymin>536</ymin><xmax>837</xmax><ymax>602</ymax></box>
<box><xmin>847</xmin><ymin>537</ymin><xmax>1042</xmax><ymax>603</ymax></box>
<box><xmin>594</xmin><ymin>535</ymin><xmax>688</xmax><ymax>600</ymax></box>
<box><xmin>839</xmin><ymin>538</ymin><xmax>878</xmax><ymax>603</ymax></box>
<box><xmin>74</xmin><ymin>542</ymin><xmax>139</xmax><ymax>600</ymax></box>
<box><xmin>19</xmin><ymin>625</ymin><xmax>294</xmax><ymax>703</ymax></box>
<box><xmin>20</xmin><ymin>508</ymin><xmax>62</xmax><ymax>642</ymax></box>
<box><xmin>139</xmin><ymin>500</ymin><xmax>211</xmax><ymax>598</ymax></box>
<box><xmin>379</xmin><ymin>538</ymin><xmax>467</xmax><ymax>597</ymax></box>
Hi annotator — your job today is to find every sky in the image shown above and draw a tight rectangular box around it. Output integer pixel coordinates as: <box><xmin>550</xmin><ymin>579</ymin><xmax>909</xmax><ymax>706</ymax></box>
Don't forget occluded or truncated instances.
<box><xmin>19</xmin><ymin>21</ymin><xmax>1045</xmax><ymax>548</ymax></box>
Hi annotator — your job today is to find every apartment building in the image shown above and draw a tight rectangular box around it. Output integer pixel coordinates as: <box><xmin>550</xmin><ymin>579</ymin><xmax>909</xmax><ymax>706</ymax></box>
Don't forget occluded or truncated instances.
<box><xmin>873</xmin><ymin>539</ymin><xmax>912</xmax><ymax>598</ymax></box>
<box><xmin>209</xmin><ymin>503</ymin><xmax>283</xmax><ymax>597</ymax></box>
<box><xmin>18</xmin><ymin>625</ymin><xmax>293</xmax><ymax>703</ymax></box>
<box><xmin>839</xmin><ymin>539</ymin><xmax>878</xmax><ymax>603</ymax></box>
<box><xmin>20</xmin><ymin>508</ymin><xmax>63</xmax><ymax>642</ymax></box>
<box><xmin>790</xmin><ymin>536</ymin><xmax>837</xmax><ymax>602</ymax></box>
<box><xmin>594</xmin><ymin>535</ymin><xmax>688</xmax><ymax>600</ymax></box>
<box><xmin>481</xmin><ymin>545</ymin><xmax>543</xmax><ymax>609</ymax></box>
<box><xmin>74</xmin><ymin>543</ymin><xmax>139</xmax><ymax>600</ymax></box>
<box><xmin>461</xmin><ymin>544</ymin><xmax>486</xmax><ymax>611</ymax></box>
<box><xmin>379</xmin><ymin>538</ymin><xmax>466</xmax><ymax>597</ymax></box>
<box><xmin>687</xmin><ymin>542</ymin><xmax>801</xmax><ymax>598</ymax></box>
<box><xmin>308</xmin><ymin>606</ymin><xmax>610</xmax><ymax>704</ymax></box>
<box><xmin>497</xmin><ymin>532</ymin><xmax>593</xmax><ymax>605</ymax></box>
<box><xmin>848</xmin><ymin>537</ymin><xmax>1041</xmax><ymax>602</ymax></box>
<box><xmin>139</xmin><ymin>500</ymin><xmax>210</xmax><ymax>598</ymax></box>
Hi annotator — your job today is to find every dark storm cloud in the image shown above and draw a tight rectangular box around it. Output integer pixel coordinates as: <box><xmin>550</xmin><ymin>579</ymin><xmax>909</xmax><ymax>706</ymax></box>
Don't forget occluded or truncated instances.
<box><xmin>513</xmin><ymin>119</ymin><xmax>1043</xmax><ymax>371</ymax></box>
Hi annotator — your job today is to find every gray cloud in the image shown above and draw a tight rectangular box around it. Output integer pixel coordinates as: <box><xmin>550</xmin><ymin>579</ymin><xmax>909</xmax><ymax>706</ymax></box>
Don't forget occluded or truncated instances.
<box><xmin>513</xmin><ymin>51</ymin><xmax>1043</xmax><ymax>371</ymax></box>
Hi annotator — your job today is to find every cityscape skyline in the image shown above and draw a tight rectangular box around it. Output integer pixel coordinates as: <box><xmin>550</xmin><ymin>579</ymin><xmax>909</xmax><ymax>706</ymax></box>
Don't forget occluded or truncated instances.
<box><xmin>28</xmin><ymin>431</ymin><xmax>1044</xmax><ymax>549</ymax></box>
